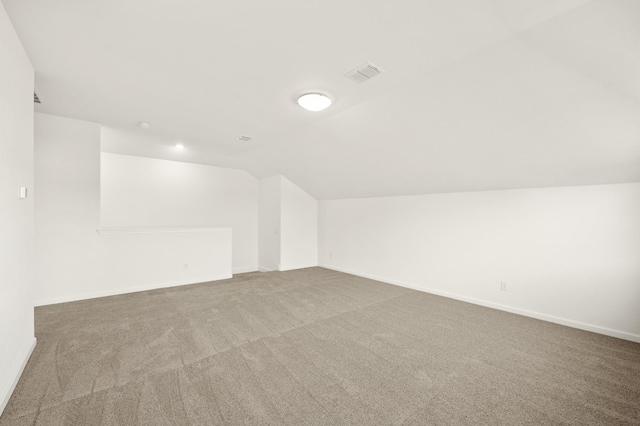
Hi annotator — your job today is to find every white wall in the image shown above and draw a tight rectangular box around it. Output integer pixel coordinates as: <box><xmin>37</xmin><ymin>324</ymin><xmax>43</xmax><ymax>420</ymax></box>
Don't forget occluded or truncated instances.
<box><xmin>258</xmin><ymin>175</ymin><xmax>281</xmax><ymax>271</ymax></box>
<box><xmin>258</xmin><ymin>175</ymin><xmax>318</xmax><ymax>271</ymax></box>
<box><xmin>280</xmin><ymin>176</ymin><xmax>318</xmax><ymax>271</ymax></box>
<box><xmin>35</xmin><ymin>114</ymin><xmax>232</xmax><ymax>305</ymax></box>
<box><xmin>319</xmin><ymin>183</ymin><xmax>640</xmax><ymax>342</ymax></box>
<box><xmin>100</xmin><ymin>153</ymin><xmax>258</xmax><ymax>273</ymax></box>
<box><xmin>35</xmin><ymin>113</ymin><xmax>103</xmax><ymax>303</ymax></box>
<box><xmin>0</xmin><ymin>3</ymin><xmax>36</xmax><ymax>415</ymax></box>
<box><xmin>91</xmin><ymin>227</ymin><xmax>232</xmax><ymax>303</ymax></box>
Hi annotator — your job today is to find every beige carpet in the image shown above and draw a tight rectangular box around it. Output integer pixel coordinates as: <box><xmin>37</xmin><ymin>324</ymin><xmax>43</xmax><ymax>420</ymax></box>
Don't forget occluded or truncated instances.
<box><xmin>1</xmin><ymin>267</ymin><xmax>639</xmax><ymax>425</ymax></box>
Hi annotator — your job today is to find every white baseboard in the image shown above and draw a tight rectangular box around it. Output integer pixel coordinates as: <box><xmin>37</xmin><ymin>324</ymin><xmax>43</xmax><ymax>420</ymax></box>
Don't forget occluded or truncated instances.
<box><xmin>279</xmin><ymin>263</ymin><xmax>319</xmax><ymax>272</ymax></box>
<box><xmin>258</xmin><ymin>264</ymin><xmax>319</xmax><ymax>273</ymax></box>
<box><xmin>319</xmin><ymin>264</ymin><xmax>640</xmax><ymax>344</ymax></box>
<box><xmin>233</xmin><ymin>266</ymin><xmax>259</xmax><ymax>274</ymax></box>
<box><xmin>1</xmin><ymin>337</ymin><xmax>37</xmax><ymax>417</ymax></box>
<box><xmin>34</xmin><ymin>274</ymin><xmax>233</xmax><ymax>306</ymax></box>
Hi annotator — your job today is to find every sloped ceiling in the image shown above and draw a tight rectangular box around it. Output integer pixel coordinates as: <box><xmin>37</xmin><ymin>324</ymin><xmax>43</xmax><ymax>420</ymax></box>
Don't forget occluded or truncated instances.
<box><xmin>4</xmin><ymin>0</ymin><xmax>640</xmax><ymax>199</ymax></box>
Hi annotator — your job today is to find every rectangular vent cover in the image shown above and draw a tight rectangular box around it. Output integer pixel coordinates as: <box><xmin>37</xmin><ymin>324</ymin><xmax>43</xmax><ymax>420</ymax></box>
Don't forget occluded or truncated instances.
<box><xmin>34</xmin><ymin>90</ymin><xmax>41</xmax><ymax>104</ymax></box>
<box><xmin>237</xmin><ymin>135</ymin><xmax>253</xmax><ymax>142</ymax></box>
<box><xmin>344</xmin><ymin>62</ymin><xmax>384</xmax><ymax>84</ymax></box>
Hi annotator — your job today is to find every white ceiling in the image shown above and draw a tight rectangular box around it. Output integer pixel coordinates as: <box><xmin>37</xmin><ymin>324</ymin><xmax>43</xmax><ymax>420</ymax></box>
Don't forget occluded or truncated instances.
<box><xmin>4</xmin><ymin>0</ymin><xmax>640</xmax><ymax>199</ymax></box>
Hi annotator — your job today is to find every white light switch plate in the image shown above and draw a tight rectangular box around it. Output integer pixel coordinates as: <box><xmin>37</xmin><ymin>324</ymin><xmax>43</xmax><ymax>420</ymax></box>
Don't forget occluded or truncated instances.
<box><xmin>19</xmin><ymin>187</ymin><xmax>27</xmax><ymax>199</ymax></box>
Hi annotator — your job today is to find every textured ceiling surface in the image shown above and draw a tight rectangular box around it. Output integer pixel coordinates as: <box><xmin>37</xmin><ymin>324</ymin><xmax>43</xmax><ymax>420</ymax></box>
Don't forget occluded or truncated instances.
<box><xmin>4</xmin><ymin>0</ymin><xmax>640</xmax><ymax>199</ymax></box>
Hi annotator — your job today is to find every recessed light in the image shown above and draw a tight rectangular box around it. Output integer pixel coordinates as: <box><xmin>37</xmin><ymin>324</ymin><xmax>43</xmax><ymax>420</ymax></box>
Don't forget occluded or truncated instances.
<box><xmin>174</xmin><ymin>143</ymin><xmax>184</xmax><ymax>150</ymax></box>
<box><xmin>138</xmin><ymin>121</ymin><xmax>150</xmax><ymax>129</ymax></box>
<box><xmin>297</xmin><ymin>93</ymin><xmax>332</xmax><ymax>112</ymax></box>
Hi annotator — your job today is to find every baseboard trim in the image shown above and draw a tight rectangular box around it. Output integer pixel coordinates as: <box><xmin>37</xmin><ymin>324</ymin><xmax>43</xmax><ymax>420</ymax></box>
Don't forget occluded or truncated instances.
<box><xmin>258</xmin><ymin>266</ymin><xmax>273</xmax><ymax>272</ymax></box>
<box><xmin>1</xmin><ymin>337</ymin><xmax>36</xmax><ymax>417</ymax></box>
<box><xmin>319</xmin><ymin>264</ymin><xmax>640</xmax><ymax>344</ymax></box>
<box><xmin>97</xmin><ymin>227</ymin><xmax>231</xmax><ymax>235</ymax></box>
<box><xmin>279</xmin><ymin>263</ymin><xmax>319</xmax><ymax>272</ymax></box>
<box><xmin>34</xmin><ymin>274</ymin><xmax>233</xmax><ymax>306</ymax></box>
<box><xmin>233</xmin><ymin>266</ymin><xmax>259</xmax><ymax>274</ymax></box>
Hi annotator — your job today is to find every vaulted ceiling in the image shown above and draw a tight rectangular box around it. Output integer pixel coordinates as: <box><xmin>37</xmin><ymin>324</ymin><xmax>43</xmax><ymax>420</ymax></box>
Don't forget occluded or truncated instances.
<box><xmin>4</xmin><ymin>0</ymin><xmax>640</xmax><ymax>199</ymax></box>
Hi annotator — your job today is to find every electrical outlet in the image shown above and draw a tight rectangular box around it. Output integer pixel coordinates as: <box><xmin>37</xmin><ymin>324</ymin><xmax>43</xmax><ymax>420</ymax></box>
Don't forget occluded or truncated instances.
<box><xmin>183</xmin><ymin>262</ymin><xmax>189</xmax><ymax>269</ymax></box>
<box><xmin>500</xmin><ymin>281</ymin><xmax>508</xmax><ymax>291</ymax></box>
<box><xmin>329</xmin><ymin>252</ymin><xmax>333</xmax><ymax>259</ymax></box>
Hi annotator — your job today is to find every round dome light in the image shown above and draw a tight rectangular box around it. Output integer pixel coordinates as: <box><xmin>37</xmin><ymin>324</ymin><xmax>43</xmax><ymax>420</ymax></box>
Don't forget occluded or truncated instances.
<box><xmin>297</xmin><ymin>93</ymin><xmax>332</xmax><ymax>112</ymax></box>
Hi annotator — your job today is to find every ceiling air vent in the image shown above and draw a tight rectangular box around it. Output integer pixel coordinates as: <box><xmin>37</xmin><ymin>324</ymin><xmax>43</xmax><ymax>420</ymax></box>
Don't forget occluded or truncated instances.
<box><xmin>237</xmin><ymin>135</ymin><xmax>253</xmax><ymax>142</ymax></box>
<box><xmin>34</xmin><ymin>89</ymin><xmax>41</xmax><ymax>104</ymax></box>
<box><xmin>344</xmin><ymin>62</ymin><xmax>384</xmax><ymax>84</ymax></box>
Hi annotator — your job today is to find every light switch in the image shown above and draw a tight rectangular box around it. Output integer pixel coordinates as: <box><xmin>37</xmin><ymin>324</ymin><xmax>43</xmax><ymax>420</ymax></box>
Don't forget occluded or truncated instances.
<box><xmin>19</xmin><ymin>187</ymin><xmax>27</xmax><ymax>199</ymax></box>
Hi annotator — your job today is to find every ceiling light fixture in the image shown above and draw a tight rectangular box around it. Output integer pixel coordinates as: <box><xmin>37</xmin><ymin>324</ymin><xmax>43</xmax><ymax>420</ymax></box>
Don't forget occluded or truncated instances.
<box><xmin>174</xmin><ymin>143</ymin><xmax>184</xmax><ymax>150</ymax></box>
<box><xmin>138</xmin><ymin>121</ymin><xmax>150</xmax><ymax>129</ymax></box>
<box><xmin>297</xmin><ymin>93</ymin><xmax>332</xmax><ymax>112</ymax></box>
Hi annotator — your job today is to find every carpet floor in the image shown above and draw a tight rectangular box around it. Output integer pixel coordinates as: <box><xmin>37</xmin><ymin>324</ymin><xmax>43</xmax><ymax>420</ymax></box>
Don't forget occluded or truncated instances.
<box><xmin>1</xmin><ymin>267</ymin><xmax>639</xmax><ymax>425</ymax></box>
